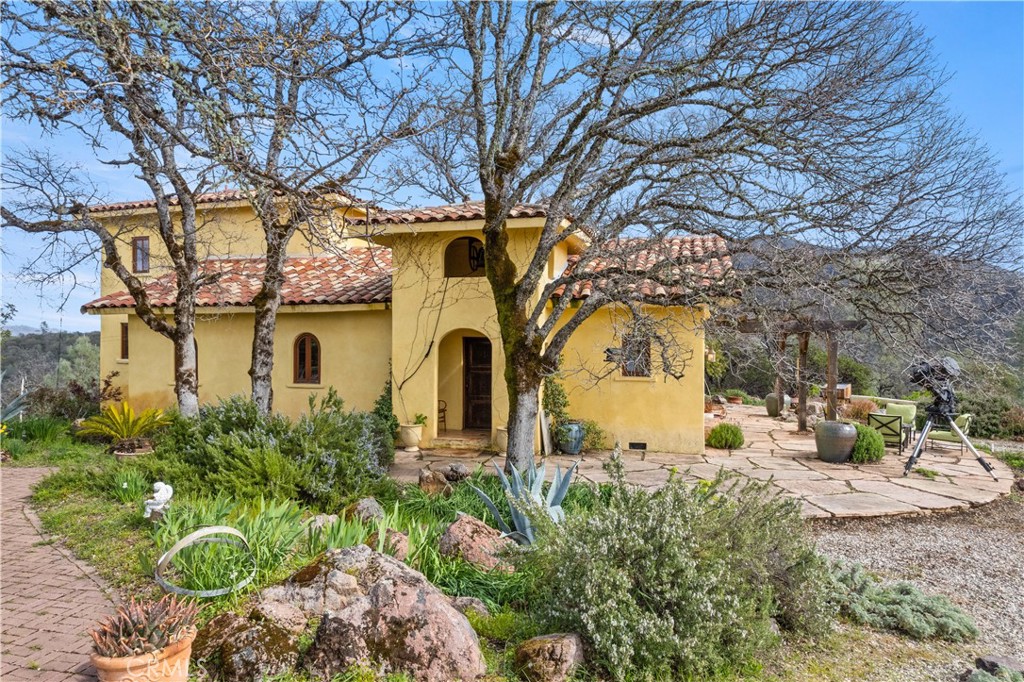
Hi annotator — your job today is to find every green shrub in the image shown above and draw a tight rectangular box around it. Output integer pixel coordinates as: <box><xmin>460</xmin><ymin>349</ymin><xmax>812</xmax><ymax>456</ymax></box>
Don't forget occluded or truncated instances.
<box><xmin>723</xmin><ymin>388</ymin><xmax>748</xmax><ymax>399</ymax></box>
<box><xmin>580</xmin><ymin>419</ymin><xmax>606</xmax><ymax>450</ymax></box>
<box><xmin>371</xmin><ymin>371</ymin><xmax>400</xmax><ymax>438</ymax></box>
<box><xmin>149</xmin><ymin>392</ymin><xmax>390</xmax><ymax>511</ymax></box>
<box><xmin>958</xmin><ymin>393</ymin><xmax>1024</xmax><ymax>440</ymax></box>
<box><xmin>830</xmin><ymin>563</ymin><xmax>977</xmax><ymax>642</ymax></box>
<box><xmin>963</xmin><ymin>669</ymin><xmax>1024</xmax><ymax>682</ymax></box>
<box><xmin>706</xmin><ymin>422</ymin><xmax>744</xmax><ymax>449</ymax></box>
<box><xmin>6</xmin><ymin>416</ymin><xmax>68</xmax><ymax>443</ymax></box>
<box><xmin>521</xmin><ymin>461</ymin><xmax>833</xmax><ymax>680</ymax></box>
<box><xmin>110</xmin><ymin>468</ymin><xmax>150</xmax><ymax>505</ymax></box>
<box><xmin>542</xmin><ymin>372</ymin><xmax>571</xmax><ymax>429</ymax></box>
<box><xmin>850</xmin><ymin>423</ymin><xmax>885</xmax><ymax>463</ymax></box>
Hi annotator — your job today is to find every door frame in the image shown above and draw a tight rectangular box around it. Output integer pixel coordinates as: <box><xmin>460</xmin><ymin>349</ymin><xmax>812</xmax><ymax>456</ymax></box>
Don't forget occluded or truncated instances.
<box><xmin>462</xmin><ymin>336</ymin><xmax>492</xmax><ymax>430</ymax></box>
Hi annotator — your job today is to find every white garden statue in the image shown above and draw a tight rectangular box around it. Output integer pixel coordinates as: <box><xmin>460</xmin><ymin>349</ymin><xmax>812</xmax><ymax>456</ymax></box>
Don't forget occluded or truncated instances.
<box><xmin>143</xmin><ymin>482</ymin><xmax>173</xmax><ymax>520</ymax></box>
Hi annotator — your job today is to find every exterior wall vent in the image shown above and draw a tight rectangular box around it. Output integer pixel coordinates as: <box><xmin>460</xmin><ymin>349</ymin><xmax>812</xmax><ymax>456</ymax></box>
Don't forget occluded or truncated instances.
<box><xmin>627</xmin><ymin>442</ymin><xmax>647</xmax><ymax>450</ymax></box>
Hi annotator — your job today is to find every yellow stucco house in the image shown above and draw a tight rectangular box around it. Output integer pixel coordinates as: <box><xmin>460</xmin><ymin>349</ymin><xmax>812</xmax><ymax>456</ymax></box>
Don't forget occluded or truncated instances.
<box><xmin>83</xmin><ymin>193</ymin><xmax>729</xmax><ymax>454</ymax></box>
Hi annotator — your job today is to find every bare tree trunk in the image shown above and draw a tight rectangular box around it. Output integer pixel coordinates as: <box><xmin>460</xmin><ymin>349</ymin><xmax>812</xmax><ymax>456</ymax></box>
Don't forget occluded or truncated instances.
<box><xmin>773</xmin><ymin>332</ymin><xmax>787</xmax><ymax>399</ymax></box>
<box><xmin>825</xmin><ymin>333</ymin><xmax>839</xmax><ymax>421</ymax></box>
<box><xmin>797</xmin><ymin>331</ymin><xmax>810</xmax><ymax>431</ymax></box>
<box><xmin>506</xmin><ymin>382</ymin><xmax>540</xmax><ymax>471</ymax></box>
<box><xmin>173</xmin><ymin>327</ymin><xmax>199</xmax><ymax>417</ymax></box>
<box><xmin>250</xmin><ymin>233</ymin><xmax>289</xmax><ymax>414</ymax></box>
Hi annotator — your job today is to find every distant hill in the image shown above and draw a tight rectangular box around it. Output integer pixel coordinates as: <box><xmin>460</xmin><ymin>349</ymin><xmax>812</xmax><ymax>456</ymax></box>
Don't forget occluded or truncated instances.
<box><xmin>1</xmin><ymin>330</ymin><xmax>101</xmax><ymax>402</ymax></box>
<box><xmin>2</xmin><ymin>325</ymin><xmax>46</xmax><ymax>336</ymax></box>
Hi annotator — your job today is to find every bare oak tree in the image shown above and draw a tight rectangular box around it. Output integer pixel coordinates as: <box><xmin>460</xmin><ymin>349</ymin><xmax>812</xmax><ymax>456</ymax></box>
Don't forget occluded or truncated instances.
<box><xmin>396</xmin><ymin>1</ymin><xmax>1022</xmax><ymax>468</ymax></box>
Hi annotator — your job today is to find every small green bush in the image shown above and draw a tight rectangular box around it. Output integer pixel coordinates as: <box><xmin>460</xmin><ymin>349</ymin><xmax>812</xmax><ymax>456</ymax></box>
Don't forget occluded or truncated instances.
<box><xmin>521</xmin><ymin>461</ymin><xmax>834</xmax><ymax>680</ymax></box>
<box><xmin>109</xmin><ymin>468</ymin><xmax>150</xmax><ymax>505</ymax></box>
<box><xmin>964</xmin><ymin>669</ymin><xmax>1024</xmax><ymax>682</ymax></box>
<box><xmin>850</xmin><ymin>423</ymin><xmax>885</xmax><ymax>463</ymax></box>
<box><xmin>580</xmin><ymin>419</ymin><xmax>607</xmax><ymax>450</ymax></box>
<box><xmin>723</xmin><ymin>388</ymin><xmax>748</xmax><ymax>399</ymax></box>
<box><xmin>371</xmin><ymin>372</ymin><xmax>400</xmax><ymax>438</ymax></box>
<box><xmin>706</xmin><ymin>422</ymin><xmax>744</xmax><ymax>449</ymax></box>
<box><xmin>830</xmin><ymin>562</ymin><xmax>977</xmax><ymax>642</ymax></box>
<box><xmin>6</xmin><ymin>416</ymin><xmax>68</xmax><ymax>443</ymax></box>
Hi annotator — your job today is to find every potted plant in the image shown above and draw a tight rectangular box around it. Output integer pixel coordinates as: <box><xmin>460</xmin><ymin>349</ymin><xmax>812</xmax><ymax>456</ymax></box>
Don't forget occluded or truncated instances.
<box><xmin>399</xmin><ymin>413</ymin><xmax>427</xmax><ymax>452</ymax></box>
<box><xmin>815</xmin><ymin>420</ymin><xmax>858</xmax><ymax>463</ymax></box>
<box><xmin>89</xmin><ymin>595</ymin><xmax>199</xmax><ymax>682</ymax></box>
<box><xmin>723</xmin><ymin>389</ymin><xmax>746</xmax><ymax>405</ymax></box>
<box><xmin>78</xmin><ymin>401</ymin><xmax>171</xmax><ymax>460</ymax></box>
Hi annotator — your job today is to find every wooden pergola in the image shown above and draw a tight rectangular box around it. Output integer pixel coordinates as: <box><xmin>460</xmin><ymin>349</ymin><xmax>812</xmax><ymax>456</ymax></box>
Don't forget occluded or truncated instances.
<box><xmin>737</xmin><ymin>316</ymin><xmax>866</xmax><ymax>430</ymax></box>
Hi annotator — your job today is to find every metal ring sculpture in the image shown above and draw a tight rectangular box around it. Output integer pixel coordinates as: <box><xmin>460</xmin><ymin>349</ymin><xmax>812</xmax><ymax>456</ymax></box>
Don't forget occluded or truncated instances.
<box><xmin>154</xmin><ymin>526</ymin><xmax>257</xmax><ymax>598</ymax></box>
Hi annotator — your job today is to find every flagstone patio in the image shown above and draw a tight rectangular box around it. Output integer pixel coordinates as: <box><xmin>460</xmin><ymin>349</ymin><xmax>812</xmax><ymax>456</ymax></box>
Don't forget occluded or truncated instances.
<box><xmin>390</xmin><ymin>405</ymin><xmax>1015</xmax><ymax>519</ymax></box>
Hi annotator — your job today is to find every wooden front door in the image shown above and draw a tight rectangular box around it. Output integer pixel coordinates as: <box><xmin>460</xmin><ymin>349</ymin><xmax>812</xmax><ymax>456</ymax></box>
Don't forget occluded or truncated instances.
<box><xmin>463</xmin><ymin>337</ymin><xmax>492</xmax><ymax>429</ymax></box>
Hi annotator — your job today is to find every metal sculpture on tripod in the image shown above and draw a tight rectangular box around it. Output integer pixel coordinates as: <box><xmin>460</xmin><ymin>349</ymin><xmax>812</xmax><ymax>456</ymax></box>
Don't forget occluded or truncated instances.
<box><xmin>902</xmin><ymin>357</ymin><xmax>997</xmax><ymax>480</ymax></box>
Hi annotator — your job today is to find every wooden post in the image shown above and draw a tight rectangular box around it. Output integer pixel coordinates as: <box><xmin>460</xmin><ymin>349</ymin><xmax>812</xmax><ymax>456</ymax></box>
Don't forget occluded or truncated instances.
<box><xmin>825</xmin><ymin>332</ymin><xmax>839</xmax><ymax>421</ymax></box>
<box><xmin>773</xmin><ymin>332</ymin><xmax>787</xmax><ymax>400</ymax></box>
<box><xmin>797</xmin><ymin>331</ymin><xmax>810</xmax><ymax>431</ymax></box>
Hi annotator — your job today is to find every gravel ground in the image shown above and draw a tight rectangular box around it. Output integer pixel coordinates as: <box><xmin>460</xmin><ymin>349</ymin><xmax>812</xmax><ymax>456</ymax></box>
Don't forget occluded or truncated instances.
<box><xmin>811</xmin><ymin>492</ymin><xmax>1024</xmax><ymax>680</ymax></box>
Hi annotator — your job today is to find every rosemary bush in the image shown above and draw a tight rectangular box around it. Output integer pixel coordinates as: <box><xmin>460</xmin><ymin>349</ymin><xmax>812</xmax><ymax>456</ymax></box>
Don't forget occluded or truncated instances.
<box><xmin>521</xmin><ymin>460</ymin><xmax>833</xmax><ymax>680</ymax></box>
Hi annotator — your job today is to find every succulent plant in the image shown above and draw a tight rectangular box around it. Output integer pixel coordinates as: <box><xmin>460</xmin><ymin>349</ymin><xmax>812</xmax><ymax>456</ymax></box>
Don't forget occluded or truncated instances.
<box><xmin>471</xmin><ymin>458</ymin><xmax>578</xmax><ymax>544</ymax></box>
<box><xmin>89</xmin><ymin>595</ymin><xmax>199</xmax><ymax>658</ymax></box>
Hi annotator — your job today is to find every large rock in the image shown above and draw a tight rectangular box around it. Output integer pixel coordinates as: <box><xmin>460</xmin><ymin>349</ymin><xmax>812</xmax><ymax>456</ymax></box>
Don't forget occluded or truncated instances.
<box><xmin>304</xmin><ymin>545</ymin><xmax>486</xmax><ymax>682</ymax></box>
<box><xmin>451</xmin><ymin>596</ymin><xmax>489</xmax><ymax>619</ymax></box>
<box><xmin>441</xmin><ymin>462</ymin><xmax>471</xmax><ymax>482</ymax></box>
<box><xmin>256</xmin><ymin>555</ymin><xmax>361</xmax><ymax>625</ymax></box>
<box><xmin>515</xmin><ymin>633</ymin><xmax>585</xmax><ymax>682</ymax></box>
<box><xmin>345</xmin><ymin>497</ymin><xmax>385</xmax><ymax>524</ymax></box>
<box><xmin>438</xmin><ymin>514</ymin><xmax>512</xmax><ymax>572</ymax></box>
<box><xmin>419</xmin><ymin>468</ymin><xmax>451</xmax><ymax>496</ymax></box>
<box><xmin>192</xmin><ymin>612</ymin><xmax>299</xmax><ymax>682</ymax></box>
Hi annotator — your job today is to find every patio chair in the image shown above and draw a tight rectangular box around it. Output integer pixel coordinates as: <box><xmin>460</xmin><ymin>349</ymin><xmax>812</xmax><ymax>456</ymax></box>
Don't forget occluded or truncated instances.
<box><xmin>883</xmin><ymin>402</ymin><xmax>917</xmax><ymax>443</ymax></box>
<box><xmin>868</xmin><ymin>412</ymin><xmax>904</xmax><ymax>454</ymax></box>
<box><xmin>926</xmin><ymin>413</ymin><xmax>973</xmax><ymax>455</ymax></box>
<box><xmin>438</xmin><ymin>400</ymin><xmax>448</xmax><ymax>432</ymax></box>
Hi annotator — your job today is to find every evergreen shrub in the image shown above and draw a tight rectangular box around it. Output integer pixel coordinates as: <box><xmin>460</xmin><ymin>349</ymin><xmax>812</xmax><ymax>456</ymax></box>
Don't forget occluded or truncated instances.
<box><xmin>850</xmin><ymin>423</ymin><xmax>885</xmax><ymax>463</ymax></box>
<box><xmin>706</xmin><ymin>422</ymin><xmax>744</xmax><ymax>449</ymax></box>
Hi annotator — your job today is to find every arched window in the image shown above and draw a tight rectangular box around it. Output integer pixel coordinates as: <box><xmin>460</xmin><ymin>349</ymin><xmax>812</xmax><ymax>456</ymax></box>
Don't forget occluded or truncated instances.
<box><xmin>293</xmin><ymin>333</ymin><xmax>321</xmax><ymax>384</ymax></box>
<box><xmin>443</xmin><ymin>237</ymin><xmax>486</xmax><ymax>278</ymax></box>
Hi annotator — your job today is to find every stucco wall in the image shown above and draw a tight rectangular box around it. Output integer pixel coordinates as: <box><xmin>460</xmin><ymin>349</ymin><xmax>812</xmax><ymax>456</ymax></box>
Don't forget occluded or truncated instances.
<box><xmin>559</xmin><ymin>305</ymin><xmax>707</xmax><ymax>455</ymax></box>
<box><xmin>121</xmin><ymin>307</ymin><xmax>390</xmax><ymax>419</ymax></box>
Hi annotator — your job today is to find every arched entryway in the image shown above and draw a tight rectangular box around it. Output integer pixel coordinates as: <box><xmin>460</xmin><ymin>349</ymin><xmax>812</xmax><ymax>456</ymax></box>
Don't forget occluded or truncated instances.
<box><xmin>437</xmin><ymin>329</ymin><xmax>492</xmax><ymax>432</ymax></box>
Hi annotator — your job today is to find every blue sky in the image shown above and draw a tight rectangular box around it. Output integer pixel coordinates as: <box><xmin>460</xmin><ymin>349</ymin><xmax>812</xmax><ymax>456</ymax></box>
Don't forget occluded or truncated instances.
<box><xmin>2</xmin><ymin>1</ymin><xmax>1023</xmax><ymax>332</ymax></box>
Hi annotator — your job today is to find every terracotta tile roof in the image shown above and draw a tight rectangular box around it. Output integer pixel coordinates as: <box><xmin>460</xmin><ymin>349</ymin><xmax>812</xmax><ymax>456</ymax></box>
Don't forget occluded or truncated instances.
<box><xmin>88</xmin><ymin>187</ymin><xmax>361</xmax><ymax>214</ymax></box>
<box><xmin>351</xmin><ymin>201</ymin><xmax>549</xmax><ymax>225</ymax></box>
<box><xmin>81</xmin><ymin>249</ymin><xmax>392</xmax><ymax>312</ymax></box>
<box><xmin>561</xmin><ymin>236</ymin><xmax>732</xmax><ymax>301</ymax></box>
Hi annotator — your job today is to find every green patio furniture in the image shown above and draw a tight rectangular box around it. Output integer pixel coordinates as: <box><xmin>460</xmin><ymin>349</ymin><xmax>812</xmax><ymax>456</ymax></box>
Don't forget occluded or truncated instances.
<box><xmin>883</xmin><ymin>402</ymin><xmax>917</xmax><ymax>442</ymax></box>
<box><xmin>868</xmin><ymin>412</ymin><xmax>905</xmax><ymax>454</ymax></box>
<box><xmin>926</xmin><ymin>413</ymin><xmax>973</xmax><ymax>454</ymax></box>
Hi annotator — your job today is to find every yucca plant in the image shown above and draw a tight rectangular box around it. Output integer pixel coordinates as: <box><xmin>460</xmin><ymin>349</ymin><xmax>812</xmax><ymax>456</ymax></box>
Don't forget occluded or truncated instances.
<box><xmin>89</xmin><ymin>595</ymin><xmax>199</xmax><ymax>658</ymax></box>
<box><xmin>471</xmin><ymin>459</ymin><xmax>578</xmax><ymax>544</ymax></box>
<box><xmin>79</xmin><ymin>401</ymin><xmax>171</xmax><ymax>451</ymax></box>
<box><xmin>0</xmin><ymin>369</ymin><xmax>28</xmax><ymax>423</ymax></box>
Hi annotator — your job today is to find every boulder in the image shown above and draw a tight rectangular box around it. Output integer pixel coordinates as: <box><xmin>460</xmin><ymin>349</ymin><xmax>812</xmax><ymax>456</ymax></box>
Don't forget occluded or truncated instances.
<box><xmin>976</xmin><ymin>655</ymin><xmax>1024</xmax><ymax>676</ymax></box>
<box><xmin>419</xmin><ymin>468</ymin><xmax>451</xmax><ymax>496</ymax></box>
<box><xmin>304</xmin><ymin>545</ymin><xmax>486</xmax><ymax>682</ymax></box>
<box><xmin>256</xmin><ymin>556</ymin><xmax>361</xmax><ymax>622</ymax></box>
<box><xmin>450</xmin><ymin>596</ymin><xmax>489</xmax><ymax>619</ymax></box>
<box><xmin>345</xmin><ymin>497</ymin><xmax>385</xmax><ymax>524</ymax></box>
<box><xmin>441</xmin><ymin>462</ymin><xmax>471</xmax><ymax>482</ymax></box>
<box><xmin>438</xmin><ymin>514</ymin><xmax>512</xmax><ymax>572</ymax></box>
<box><xmin>192</xmin><ymin>612</ymin><xmax>299</xmax><ymax>682</ymax></box>
<box><xmin>366</xmin><ymin>527</ymin><xmax>410</xmax><ymax>561</ymax></box>
<box><xmin>514</xmin><ymin>633</ymin><xmax>585</xmax><ymax>682</ymax></box>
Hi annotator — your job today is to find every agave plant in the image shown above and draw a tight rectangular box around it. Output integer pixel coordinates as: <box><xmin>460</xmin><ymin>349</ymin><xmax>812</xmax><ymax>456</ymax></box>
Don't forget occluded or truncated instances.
<box><xmin>471</xmin><ymin>459</ymin><xmax>578</xmax><ymax>544</ymax></box>
<box><xmin>0</xmin><ymin>369</ymin><xmax>28</xmax><ymax>423</ymax></box>
<box><xmin>79</xmin><ymin>401</ymin><xmax>171</xmax><ymax>449</ymax></box>
<box><xmin>89</xmin><ymin>594</ymin><xmax>199</xmax><ymax>658</ymax></box>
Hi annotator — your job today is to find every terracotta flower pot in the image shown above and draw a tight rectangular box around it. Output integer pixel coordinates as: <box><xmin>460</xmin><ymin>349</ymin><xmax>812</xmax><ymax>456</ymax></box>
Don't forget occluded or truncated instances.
<box><xmin>91</xmin><ymin>628</ymin><xmax>195</xmax><ymax>682</ymax></box>
<box><xmin>726</xmin><ymin>396</ymin><xmax>743</xmax><ymax>405</ymax></box>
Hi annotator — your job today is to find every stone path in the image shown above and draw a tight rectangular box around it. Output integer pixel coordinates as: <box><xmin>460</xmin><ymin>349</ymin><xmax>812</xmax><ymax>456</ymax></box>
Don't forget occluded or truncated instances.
<box><xmin>1</xmin><ymin>467</ymin><xmax>116</xmax><ymax>681</ymax></box>
<box><xmin>391</xmin><ymin>405</ymin><xmax>1015</xmax><ymax>519</ymax></box>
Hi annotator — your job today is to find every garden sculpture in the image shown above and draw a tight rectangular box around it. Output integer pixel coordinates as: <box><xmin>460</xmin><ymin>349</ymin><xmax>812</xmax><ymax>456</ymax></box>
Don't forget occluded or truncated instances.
<box><xmin>143</xmin><ymin>482</ymin><xmax>174</xmax><ymax>519</ymax></box>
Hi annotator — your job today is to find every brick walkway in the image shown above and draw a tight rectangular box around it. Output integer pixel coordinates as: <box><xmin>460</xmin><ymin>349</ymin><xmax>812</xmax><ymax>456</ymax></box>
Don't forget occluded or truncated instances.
<box><xmin>1</xmin><ymin>468</ymin><xmax>116</xmax><ymax>681</ymax></box>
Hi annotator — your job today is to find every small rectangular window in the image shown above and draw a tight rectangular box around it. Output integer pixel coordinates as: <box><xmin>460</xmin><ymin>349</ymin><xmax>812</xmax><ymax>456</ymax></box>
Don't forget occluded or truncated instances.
<box><xmin>120</xmin><ymin>323</ymin><xmax>129</xmax><ymax>360</ymax></box>
<box><xmin>621</xmin><ymin>335</ymin><xmax>651</xmax><ymax>377</ymax></box>
<box><xmin>132</xmin><ymin>236</ymin><xmax>150</xmax><ymax>273</ymax></box>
